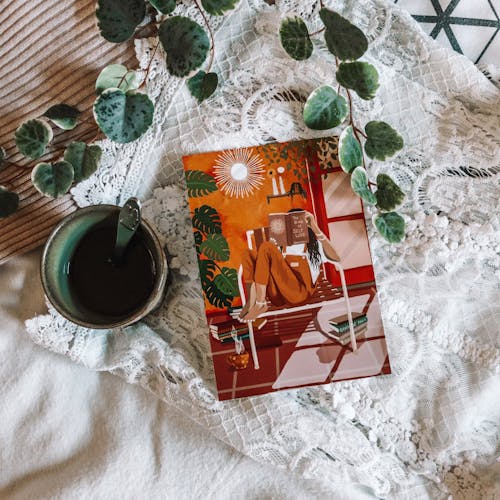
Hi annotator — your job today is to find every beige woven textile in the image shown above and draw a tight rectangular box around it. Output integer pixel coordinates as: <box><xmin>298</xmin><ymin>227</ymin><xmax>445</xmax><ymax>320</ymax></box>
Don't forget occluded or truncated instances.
<box><xmin>0</xmin><ymin>0</ymin><xmax>136</xmax><ymax>264</ymax></box>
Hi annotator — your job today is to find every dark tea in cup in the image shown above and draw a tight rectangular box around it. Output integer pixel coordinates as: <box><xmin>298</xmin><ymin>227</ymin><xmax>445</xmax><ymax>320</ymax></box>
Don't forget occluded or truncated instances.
<box><xmin>69</xmin><ymin>226</ymin><xmax>157</xmax><ymax>317</ymax></box>
<box><xmin>41</xmin><ymin>205</ymin><xmax>168</xmax><ymax>329</ymax></box>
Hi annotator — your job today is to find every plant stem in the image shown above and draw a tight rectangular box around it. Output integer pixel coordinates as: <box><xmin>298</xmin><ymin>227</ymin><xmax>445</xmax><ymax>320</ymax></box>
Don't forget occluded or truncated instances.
<box><xmin>309</xmin><ymin>27</ymin><xmax>325</xmax><ymax>37</ymax></box>
<box><xmin>346</xmin><ymin>88</ymin><xmax>354</xmax><ymax>125</ymax></box>
<box><xmin>345</xmin><ymin>88</ymin><xmax>366</xmax><ymax>168</ymax></box>
<box><xmin>354</xmin><ymin>126</ymin><xmax>367</xmax><ymax>138</ymax></box>
<box><xmin>88</xmin><ymin>128</ymin><xmax>105</xmax><ymax>144</ymax></box>
<box><xmin>55</xmin><ymin>123</ymin><xmax>100</xmax><ymax>149</ymax></box>
<box><xmin>117</xmin><ymin>69</ymin><xmax>134</xmax><ymax>89</ymax></box>
<box><xmin>134</xmin><ymin>21</ymin><xmax>159</xmax><ymax>39</ymax></box>
<box><xmin>141</xmin><ymin>40</ymin><xmax>160</xmax><ymax>88</ymax></box>
<box><xmin>194</xmin><ymin>0</ymin><xmax>215</xmax><ymax>72</ymax></box>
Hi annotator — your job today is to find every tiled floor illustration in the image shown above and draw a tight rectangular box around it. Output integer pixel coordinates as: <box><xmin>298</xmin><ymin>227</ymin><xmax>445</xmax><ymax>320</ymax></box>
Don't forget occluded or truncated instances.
<box><xmin>211</xmin><ymin>286</ymin><xmax>392</xmax><ymax>400</ymax></box>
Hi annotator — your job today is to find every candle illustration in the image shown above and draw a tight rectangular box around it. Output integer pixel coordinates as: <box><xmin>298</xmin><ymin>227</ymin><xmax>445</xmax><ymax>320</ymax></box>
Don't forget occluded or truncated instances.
<box><xmin>277</xmin><ymin>166</ymin><xmax>286</xmax><ymax>194</ymax></box>
<box><xmin>267</xmin><ymin>168</ymin><xmax>279</xmax><ymax>195</ymax></box>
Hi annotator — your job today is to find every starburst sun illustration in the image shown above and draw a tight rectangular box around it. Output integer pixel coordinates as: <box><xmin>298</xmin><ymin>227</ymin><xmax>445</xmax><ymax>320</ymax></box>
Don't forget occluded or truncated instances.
<box><xmin>213</xmin><ymin>148</ymin><xmax>265</xmax><ymax>198</ymax></box>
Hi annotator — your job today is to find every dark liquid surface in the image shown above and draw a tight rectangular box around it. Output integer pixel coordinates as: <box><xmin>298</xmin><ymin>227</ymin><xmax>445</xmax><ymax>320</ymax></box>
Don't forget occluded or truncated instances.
<box><xmin>69</xmin><ymin>226</ymin><xmax>156</xmax><ymax>317</ymax></box>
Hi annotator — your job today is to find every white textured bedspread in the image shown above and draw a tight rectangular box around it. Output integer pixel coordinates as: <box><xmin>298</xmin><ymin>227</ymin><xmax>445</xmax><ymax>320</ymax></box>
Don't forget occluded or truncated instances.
<box><xmin>0</xmin><ymin>252</ymin><xmax>370</xmax><ymax>499</ymax></box>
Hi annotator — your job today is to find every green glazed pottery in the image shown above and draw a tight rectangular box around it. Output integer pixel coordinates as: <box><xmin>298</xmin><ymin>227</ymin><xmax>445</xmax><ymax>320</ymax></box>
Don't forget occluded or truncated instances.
<box><xmin>41</xmin><ymin>204</ymin><xmax>168</xmax><ymax>329</ymax></box>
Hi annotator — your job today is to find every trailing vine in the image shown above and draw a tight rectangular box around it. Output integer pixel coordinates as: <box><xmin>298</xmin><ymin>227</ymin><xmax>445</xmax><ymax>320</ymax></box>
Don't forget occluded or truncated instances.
<box><xmin>0</xmin><ymin>0</ymin><xmax>238</xmax><ymax>219</ymax></box>
<box><xmin>1</xmin><ymin>1</ymin><xmax>406</xmax><ymax>244</ymax></box>
<box><xmin>280</xmin><ymin>8</ymin><xmax>407</xmax><ymax>243</ymax></box>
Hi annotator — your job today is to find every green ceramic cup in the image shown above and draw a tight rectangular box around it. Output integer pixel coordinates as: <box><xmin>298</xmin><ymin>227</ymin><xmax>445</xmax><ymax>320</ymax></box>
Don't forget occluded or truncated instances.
<box><xmin>41</xmin><ymin>204</ymin><xmax>168</xmax><ymax>329</ymax></box>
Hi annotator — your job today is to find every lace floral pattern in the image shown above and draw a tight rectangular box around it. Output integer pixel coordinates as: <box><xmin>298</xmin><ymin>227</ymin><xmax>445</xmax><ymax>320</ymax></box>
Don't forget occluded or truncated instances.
<box><xmin>27</xmin><ymin>0</ymin><xmax>499</xmax><ymax>498</ymax></box>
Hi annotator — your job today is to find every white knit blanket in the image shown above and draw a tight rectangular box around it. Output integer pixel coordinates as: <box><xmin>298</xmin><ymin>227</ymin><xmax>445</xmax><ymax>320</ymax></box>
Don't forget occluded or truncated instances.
<box><xmin>26</xmin><ymin>1</ymin><xmax>500</xmax><ymax>498</ymax></box>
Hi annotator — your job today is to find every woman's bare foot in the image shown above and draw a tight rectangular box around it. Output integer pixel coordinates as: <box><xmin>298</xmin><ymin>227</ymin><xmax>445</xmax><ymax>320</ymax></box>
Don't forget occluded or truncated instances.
<box><xmin>238</xmin><ymin>282</ymin><xmax>256</xmax><ymax>321</ymax></box>
<box><xmin>242</xmin><ymin>302</ymin><xmax>268</xmax><ymax>322</ymax></box>
<box><xmin>238</xmin><ymin>303</ymin><xmax>250</xmax><ymax>322</ymax></box>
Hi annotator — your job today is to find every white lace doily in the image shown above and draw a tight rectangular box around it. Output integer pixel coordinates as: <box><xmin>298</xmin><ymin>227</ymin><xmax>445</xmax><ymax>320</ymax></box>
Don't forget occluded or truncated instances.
<box><xmin>26</xmin><ymin>1</ymin><xmax>500</xmax><ymax>498</ymax></box>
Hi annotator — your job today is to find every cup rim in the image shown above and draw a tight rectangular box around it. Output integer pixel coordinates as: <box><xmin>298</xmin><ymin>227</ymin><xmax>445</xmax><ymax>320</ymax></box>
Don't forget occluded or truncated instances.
<box><xmin>40</xmin><ymin>204</ymin><xmax>167</xmax><ymax>330</ymax></box>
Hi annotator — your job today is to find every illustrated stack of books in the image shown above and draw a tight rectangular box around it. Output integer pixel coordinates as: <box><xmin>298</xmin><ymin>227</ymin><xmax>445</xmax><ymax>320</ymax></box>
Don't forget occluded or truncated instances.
<box><xmin>328</xmin><ymin>313</ymin><xmax>368</xmax><ymax>345</ymax></box>
<box><xmin>209</xmin><ymin>320</ymin><xmax>250</xmax><ymax>344</ymax></box>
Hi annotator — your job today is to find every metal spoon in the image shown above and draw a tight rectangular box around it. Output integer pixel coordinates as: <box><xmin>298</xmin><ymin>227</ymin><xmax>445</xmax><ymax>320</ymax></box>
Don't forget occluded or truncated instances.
<box><xmin>112</xmin><ymin>197</ymin><xmax>141</xmax><ymax>265</ymax></box>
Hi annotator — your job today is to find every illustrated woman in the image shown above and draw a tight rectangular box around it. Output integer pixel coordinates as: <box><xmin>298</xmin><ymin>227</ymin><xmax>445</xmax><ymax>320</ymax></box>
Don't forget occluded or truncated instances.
<box><xmin>239</xmin><ymin>210</ymin><xmax>340</xmax><ymax>322</ymax></box>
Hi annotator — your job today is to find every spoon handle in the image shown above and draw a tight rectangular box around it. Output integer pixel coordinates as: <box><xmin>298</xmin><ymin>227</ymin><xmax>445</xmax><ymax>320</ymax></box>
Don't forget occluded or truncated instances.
<box><xmin>113</xmin><ymin>197</ymin><xmax>141</xmax><ymax>264</ymax></box>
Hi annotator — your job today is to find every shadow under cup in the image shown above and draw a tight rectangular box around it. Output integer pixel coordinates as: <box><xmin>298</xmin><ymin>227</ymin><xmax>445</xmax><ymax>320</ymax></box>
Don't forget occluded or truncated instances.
<box><xmin>41</xmin><ymin>205</ymin><xmax>168</xmax><ymax>329</ymax></box>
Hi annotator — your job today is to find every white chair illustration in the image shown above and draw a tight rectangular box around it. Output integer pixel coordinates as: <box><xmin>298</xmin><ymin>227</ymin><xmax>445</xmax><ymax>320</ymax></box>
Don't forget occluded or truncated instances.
<box><xmin>237</xmin><ymin>229</ymin><xmax>357</xmax><ymax>370</ymax></box>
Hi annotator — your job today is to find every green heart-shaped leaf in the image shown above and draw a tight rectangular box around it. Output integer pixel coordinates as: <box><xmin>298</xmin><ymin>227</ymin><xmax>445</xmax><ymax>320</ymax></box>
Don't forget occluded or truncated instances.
<box><xmin>187</xmin><ymin>71</ymin><xmax>218</xmax><ymax>102</ymax></box>
<box><xmin>95</xmin><ymin>64</ymin><xmax>139</xmax><ymax>95</ymax></box>
<box><xmin>200</xmin><ymin>233</ymin><xmax>230</xmax><ymax>261</ymax></box>
<box><xmin>185</xmin><ymin>169</ymin><xmax>217</xmax><ymax>197</ymax></box>
<box><xmin>148</xmin><ymin>0</ymin><xmax>176</xmax><ymax>14</ymax></box>
<box><xmin>319</xmin><ymin>8</ymin><xmax>368</xmax><ymax>61</ymax></box>
<box><xmin>336</xmin><ymin>61</ymin><xmax>379</xmax><ymax>100</ymax></box>
<box><xmin>338</xmin><ymin>126</ymin><xmax>362</xmax><ymax>173</ymax></box>
<box><xmin>64</xmin><ymin>142</ymin><xmax>103</xmax><ymax>183</ymax></box>
<box><xmin>31</xmin><ymin>161</ymin><xmax>74</xmax><ymax>198</ymax></box>
<box><xmin>0</xmin><ymin>186</ymin><xmax>19</xmax><ymax>218</ymax></box>
<box><xmin>201</xmin><ymin>0</ymin><xmax>239</xmax><ymax>15</ymax></box>
<box><xmin>0</xmin><ymin>147</ymin><xmax>6</xmax><ymax>172</ymax></box>
<box><xmin>303</xmin><ymin>85</ymin><xmax>348</xmax><ymax>130</ymax></box>
<box><xmin>374</xmin><ymin>211</ymin><xmax>405</xmax><ymax>243</ymax></box>
<box><xmin>96</xmin><ymin>0</ymin><xmax>146</xmax><ymax>43</ymax></box>
<box><xmin>364</xmin><ymin>121</ymin><xmax>404</xmax><ymax>161</ymax></box>
<box><xmin>351</xmin><ymin>166</ymin><xmax>376</xmax><ymax>204</ymax></box>
<box><xmin>279</xmin><ymin>17</ymin><xmax>313</xmax><ymax>61</ymax></box>
<box><xmin>94</xmin><ymin>89</ymin><xmax>154</xmax><ymax>143</ymax></box>
<box><xmin>192</xmin><ymin>205</ymin><xmax>222</xmax><ymax>234</ymax></box>
<box><xmin>375</xmin><ymin>174</ymin><xmax>404</xmax><ymax>211</ymax></box>
<box><xmin>214</xmin><ymin>267</ymin><xmax>238</xmax><ymax>296</ymax></box>
<box><xmin>14</xmin><ymin>119</ymin><xmax>53</xmax><ymax>160</ymax></box>
<box><xmin>43</xmin><ymin>104</ymin><xmax>80</xmax><ymax>130</ymax></box>
<box><xmin>159</xmin><ymin>16</ymin><xmax>210</xmax><ymax>77</ymax></box>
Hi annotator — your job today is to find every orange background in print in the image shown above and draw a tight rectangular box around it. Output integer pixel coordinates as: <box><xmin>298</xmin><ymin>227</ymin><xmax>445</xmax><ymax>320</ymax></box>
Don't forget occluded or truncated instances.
<box><xmin>183</xmin><ymin>145</ymin><xmax>315</xmax><ymax>315</ymax></box>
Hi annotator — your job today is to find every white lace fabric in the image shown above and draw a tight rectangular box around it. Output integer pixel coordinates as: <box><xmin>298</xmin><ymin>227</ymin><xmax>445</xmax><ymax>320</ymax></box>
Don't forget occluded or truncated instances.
<box><xmin>26</xmin><ymin>0</ymin><xmax>500</xmax><ymax>498</ymax></box>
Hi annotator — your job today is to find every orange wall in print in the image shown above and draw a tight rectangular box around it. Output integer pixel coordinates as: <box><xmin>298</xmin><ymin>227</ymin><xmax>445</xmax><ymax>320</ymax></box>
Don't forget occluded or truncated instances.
<box><xmin>183</xmin><ymin>144</ymin><xmax>315</xmax><ymax>314</ymax></box>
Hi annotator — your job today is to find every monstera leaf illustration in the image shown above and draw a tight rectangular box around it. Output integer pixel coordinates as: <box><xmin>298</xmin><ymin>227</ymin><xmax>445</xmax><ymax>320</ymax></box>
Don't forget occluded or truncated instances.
<box><xmin>192</xmin><ymin>205</ymin><xmax>222</xmax><ymax>234</ymax></box>
<box><xmin>185</xmin><ymin>170</ymin><xmax>217</xmax><ymax>197</ymax></box>
<box><xmin>204</xmin><ymin>281</ymin><xmax>233</xmax><ymax>308</ymax></box>
<box><xmin>214</xmin><ymin>267</ymin><xmax>238</xmax><ymax>296</ymax></box>
<box><xmin>200</xmin><ymin>233</ymin><xmax>230</xmax><ymax>261</ymax></box>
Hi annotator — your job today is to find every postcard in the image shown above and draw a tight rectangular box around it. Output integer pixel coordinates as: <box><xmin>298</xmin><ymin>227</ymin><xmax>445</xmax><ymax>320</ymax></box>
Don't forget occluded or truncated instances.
<box><xmin>183</xmin><ymin>137</ymin><xmax>391</xmax><ymax>400</ymax></box>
